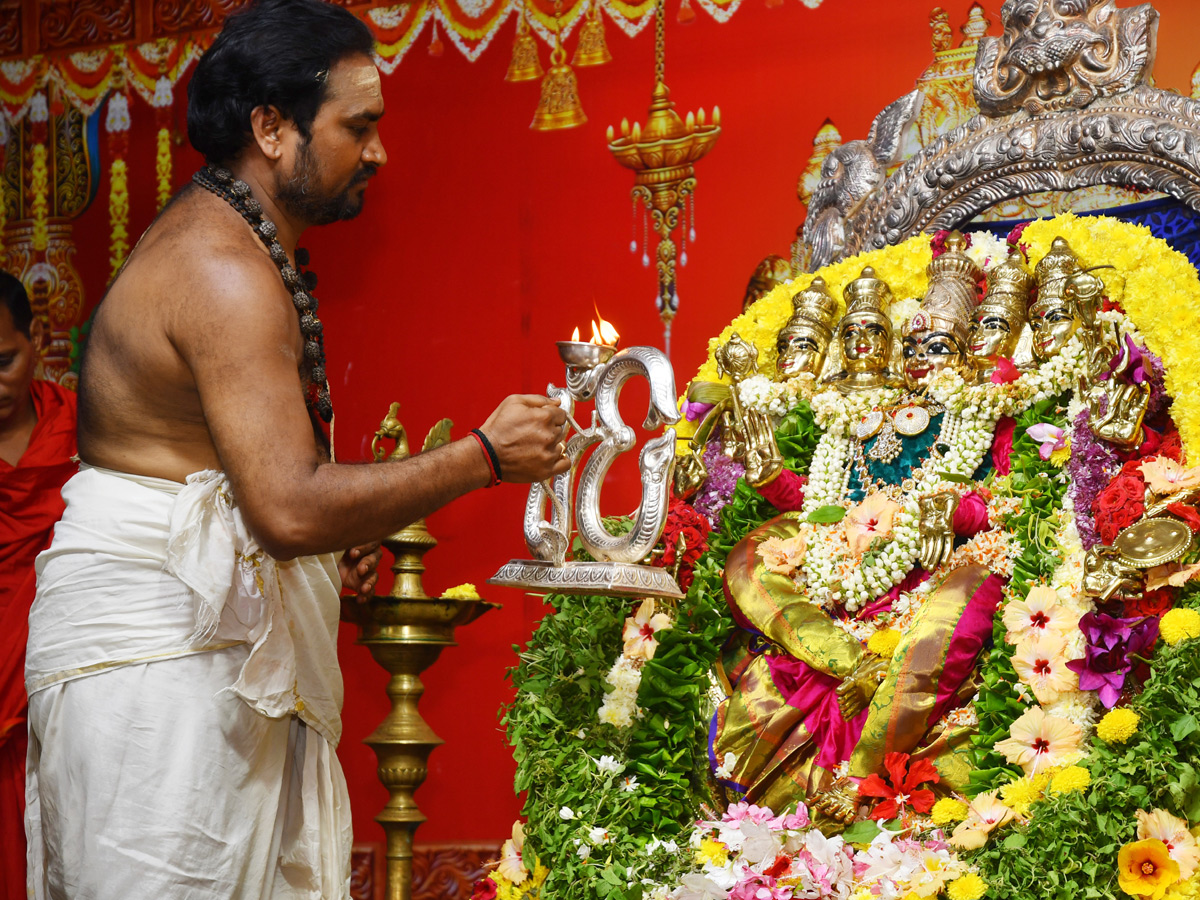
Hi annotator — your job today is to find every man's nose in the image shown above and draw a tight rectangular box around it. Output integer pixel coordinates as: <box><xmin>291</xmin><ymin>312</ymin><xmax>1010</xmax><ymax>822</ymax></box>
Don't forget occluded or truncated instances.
<box><xmin>364</xmin><ymin>133</ymin><xmax>387</xmax><ymax>168</ymax></box>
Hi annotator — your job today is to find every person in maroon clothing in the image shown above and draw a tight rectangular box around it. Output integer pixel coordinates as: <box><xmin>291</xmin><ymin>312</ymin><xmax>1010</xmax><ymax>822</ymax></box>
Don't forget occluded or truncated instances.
<box><xmin>0</xmin><ymin>270</ymin><xmax>76</xmax><ymax>900</ymax></box>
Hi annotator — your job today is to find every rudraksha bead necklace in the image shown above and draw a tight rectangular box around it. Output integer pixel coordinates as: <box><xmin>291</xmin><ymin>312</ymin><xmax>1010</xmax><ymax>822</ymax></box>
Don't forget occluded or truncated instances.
<box><xmin>192</xmin><ymin>164</ymin><xmax>333</xmax><ymax>423</ymax></box>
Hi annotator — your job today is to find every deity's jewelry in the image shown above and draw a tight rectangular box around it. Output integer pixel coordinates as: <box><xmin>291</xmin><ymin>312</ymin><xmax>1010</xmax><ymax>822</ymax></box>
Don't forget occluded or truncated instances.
<box><xmin>192</xmin><ymin>165</ymin><xmax>333</xmax><ymax>423</ymax></box>
<box><xmin>855</xmin><ymin>395</ymin><xmax>944</xmax><ymax>464</ymax></box>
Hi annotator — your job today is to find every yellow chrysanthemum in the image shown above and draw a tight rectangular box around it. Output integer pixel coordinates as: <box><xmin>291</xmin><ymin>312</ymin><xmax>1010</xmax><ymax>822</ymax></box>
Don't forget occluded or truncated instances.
<box><xmin>947</xmin><ymin>873</ymin><xmax>989</xmax><ymax>900</ymax></box>
<box><xmin>868</xmin><ymin>628</ymin><xmax>903</xmax><ymax>659</ymax></box>
<box><xmin>695</xmin><ymin>837</ymin><xmax>728</xmax><ymax>867</ymax></box>
<box><xmin>1166</xmin><ymin>875</ymin><xmax>1200</xmax><ymax>900</ymax></box>
<box><xmin>1049</xmin><ymin>439</ymin><xmax>1072</xmax><ymax>467</ymax></box>
<box><xmin>931</xmin><ymin>797</ymin><xmax>970</xmax><ymax>826</ymax></box>
<box><xmin>441</xmin><ymin>583</ymin><xmax>481</xmax><ymax>600</ymax></box>
<box><xmin>1000</xmin><ymin>776</ymin><xmax>1043</xmax><ymax>818</ymax></box>
<box><xmin>1097</xmin><ymin>708</ymin><xmax>1141</xmax><ymax>744</ymax></box>
<box><xmin>530</xmin><ymin>864</ymin><xmax>548</xmax><ymax>888</ymax></box>
<box><xmin>1049</xmin><ymin>765</ymin><xmax>1092</xmax><ymax>795</ymax></box>
<box><xmin>1161</xmin><ymin>609</ymin><xmax>1200</xmax><ymax>646</ymax></box>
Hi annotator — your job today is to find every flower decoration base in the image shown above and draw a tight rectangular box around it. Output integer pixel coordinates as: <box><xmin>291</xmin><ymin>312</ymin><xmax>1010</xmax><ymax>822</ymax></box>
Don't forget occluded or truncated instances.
<box><xmin>489</xmin><ymin>559</ymin><xmax>683</xmax><ymax>599</ymax></box>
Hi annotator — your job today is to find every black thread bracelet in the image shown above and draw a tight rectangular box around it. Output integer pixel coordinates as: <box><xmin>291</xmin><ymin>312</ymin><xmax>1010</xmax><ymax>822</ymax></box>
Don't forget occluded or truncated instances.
<box><xmin>470</xmin><ymin>428</ymin><xmax>503</xmax><ymax>487</ymax></box>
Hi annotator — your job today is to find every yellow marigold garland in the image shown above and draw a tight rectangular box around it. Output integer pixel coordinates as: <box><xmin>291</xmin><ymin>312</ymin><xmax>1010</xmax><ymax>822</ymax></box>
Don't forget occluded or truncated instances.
<box><xmin>30</xmin><ymin>142</ymin><xmax>49</xmax><ymax>251</ymax></box>
<box><xmin>1160</xmin><ymin>608</ymin><xmax>1200</xmax><ymax>646</ymax></box>
<box><xmin>108</xmin><ymin>158</ymin><xmax>130</xmax><ymax>280</ymax></box>
<box><xmin>155</xmin><ymin>127</ymin><xmax>172</xmax><ymax>211</ymax></box>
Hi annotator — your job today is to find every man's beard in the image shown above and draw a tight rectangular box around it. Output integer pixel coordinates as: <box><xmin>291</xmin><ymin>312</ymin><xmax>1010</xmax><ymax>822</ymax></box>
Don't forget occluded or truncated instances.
<box><xmin>275</xmin><ymin>140</ymin><xmax>376</xmax><ymax>226</ymax></box>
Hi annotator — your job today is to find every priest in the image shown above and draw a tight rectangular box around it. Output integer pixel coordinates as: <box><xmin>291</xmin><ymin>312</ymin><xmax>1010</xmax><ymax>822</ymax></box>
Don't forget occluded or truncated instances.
<box><xmin>0</xmin><ymin>270</ymin><xmax>76</xmax><ymax>900</ymax></box>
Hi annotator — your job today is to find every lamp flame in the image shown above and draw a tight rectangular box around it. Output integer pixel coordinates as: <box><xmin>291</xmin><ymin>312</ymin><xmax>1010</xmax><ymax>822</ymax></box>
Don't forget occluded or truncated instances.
<box><xmin>591</xmin><ymin>313</ymin><xmax>620</xmax><ymax>346</ymax></box>
<box><xmin>571</xmin><ymin>326</ymin><xmax>581</xmax><ymax>342</ymax></box>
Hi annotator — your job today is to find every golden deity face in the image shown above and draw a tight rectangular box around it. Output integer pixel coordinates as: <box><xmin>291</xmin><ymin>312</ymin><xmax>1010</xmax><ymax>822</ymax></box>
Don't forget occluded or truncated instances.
<box><xmin>902</xmin><ymin>328</ymin><xmax>963</xmax><ymax>389</ymax></box>
<box><xmin>840</xmin><ymin>316</ymin><xmax>891</xmax><ymax>374</ymax></box>
<box><xmin>967</xmin><ymin>312</ymin><xmax>1018</xmax><ymax>366</ymax></box>
<box><xmin>776</xmin><ymin>326</ymin><xmax>828</xmax><ymax>379</ymax></box>
<box><xmin>1030</xmin><ymin>304</ymin><xmax>1080</xmax><ymax>362</ymax></box>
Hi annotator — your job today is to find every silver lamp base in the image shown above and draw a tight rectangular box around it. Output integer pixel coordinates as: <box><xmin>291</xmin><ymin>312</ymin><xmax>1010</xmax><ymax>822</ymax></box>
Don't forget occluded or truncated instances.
<box><xmin>489</xmin><ymin>559</ymin><xmax>684</xmax><ymax>599</ymax></box>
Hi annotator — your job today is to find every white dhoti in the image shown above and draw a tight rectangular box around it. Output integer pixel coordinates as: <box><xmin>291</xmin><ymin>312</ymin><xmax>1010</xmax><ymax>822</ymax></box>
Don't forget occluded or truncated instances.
<box><xmin>25</xmin><ymin>466</ymin><xmax>352</xmax><ymax>900</ymax></box>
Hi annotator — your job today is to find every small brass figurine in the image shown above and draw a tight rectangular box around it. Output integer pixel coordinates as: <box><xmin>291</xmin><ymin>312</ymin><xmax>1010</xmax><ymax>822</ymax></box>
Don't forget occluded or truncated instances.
<box><xmin>775</xmin><ymin>276</ymin><xmax>838</xmax><ymax>381</ymax></box>
<box><xmin>824</xmin><ymin>267</ymin><xmax>902</xmax><ymax>394</ymax></box>
<box><xmin>901</xmin><ymin>232</ymin><xmax>979</xmax><ymax>390</ymax></box>
<box><xmin>967</xmin><ymin>253</ymin><xmax>1032</xmax><ymax>380</ymax></box>
<box><xmin>714</xmin><ymin>333</ymin><xmax>785</xmax><ymax>487</ymax></box>
<box><xmin>1081</xmin><ymin>545</ymin><xmax>1144</xmax><ymax>602</ymax></box>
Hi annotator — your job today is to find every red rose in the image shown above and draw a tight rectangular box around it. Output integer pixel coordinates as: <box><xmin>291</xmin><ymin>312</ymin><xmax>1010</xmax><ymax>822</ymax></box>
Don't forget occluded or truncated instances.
<box><xmin>1093</xmin><ymin>464</ymin><xmax>1147</xmax><ymax>545</ymax></box>
<box><xmin>758</xmin><ymin>469</ymin><xmax>807</xmax><ymax>512</ymax></box>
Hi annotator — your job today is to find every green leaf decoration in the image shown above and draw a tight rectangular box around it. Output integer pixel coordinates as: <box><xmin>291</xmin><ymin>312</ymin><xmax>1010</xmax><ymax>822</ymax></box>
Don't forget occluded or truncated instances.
<box><xmin>807</xmin><ymin>505</ymin><xmax>848</xmax><ymax>524</ymax></box>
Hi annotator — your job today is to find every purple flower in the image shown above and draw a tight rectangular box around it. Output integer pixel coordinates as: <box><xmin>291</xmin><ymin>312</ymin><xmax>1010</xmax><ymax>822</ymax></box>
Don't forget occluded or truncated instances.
<box><xmin>1102</xmin><ymin>334</ymin><xmax>1147</xmax><ymax>385</ymax></box>
<box><xmin>1066</xmin><ymin>612</ymin><xmax>1159</xmax><ymax>708</ymax></box>
<box><xmin>693</xmin><ymin>441</ymin><xmax>745</xmax><ymax>526</ymax></box>
<box><xmin>1066</xmin><ymin>409</ymin><xmax>1120</xmax><ymax>550</ymax></box>
<box><xmin>683</xmin><ymin>400</ymin><xmax>715</xmax><ymax>422</ymax></box>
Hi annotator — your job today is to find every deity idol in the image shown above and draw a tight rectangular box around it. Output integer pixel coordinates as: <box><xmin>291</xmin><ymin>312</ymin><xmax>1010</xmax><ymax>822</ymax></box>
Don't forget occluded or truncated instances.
<box><xmin>822</xmin><ymin>267</ymin><xmax>902</xmax><ymax>394</ymax></box>
<box><xmin>711</xmin><ymin>236</ymin><xmax>1007</xmax><ymax>817</ymax></box>
<box><xmin>775</xmin><ymin>277</ymin><xmax>837</xmax><ymax>380</ymax></box>
<box><xmin>966</xmin><ymin>253</ymin><xmax>1033</xmax><ymax>381</ymax></box>
<box><xmin>1030</xmin><ymin>236</ymin><xmax>1083</xmax><ymax>363</ymax></box>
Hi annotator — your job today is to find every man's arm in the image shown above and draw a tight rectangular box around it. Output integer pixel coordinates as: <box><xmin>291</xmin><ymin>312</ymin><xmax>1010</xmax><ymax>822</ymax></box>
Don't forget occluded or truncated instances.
<box><xmin>175</xmin><ymin>252</ymin><xmax>568</xmax><ymax>559</ymax></box>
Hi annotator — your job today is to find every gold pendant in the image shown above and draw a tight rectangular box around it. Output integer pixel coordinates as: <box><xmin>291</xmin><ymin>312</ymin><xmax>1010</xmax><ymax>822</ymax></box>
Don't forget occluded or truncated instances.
<box><xmin>867</xmin><ymin>418</ymin><xmax>903</xmax><ymax>463</ymax></box>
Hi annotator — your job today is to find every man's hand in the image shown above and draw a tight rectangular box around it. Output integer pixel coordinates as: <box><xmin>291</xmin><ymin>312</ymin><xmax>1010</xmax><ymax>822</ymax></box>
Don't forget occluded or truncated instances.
<box><xmin>339</xmin><ymin>541</ymin><xmax>382</xmax><ymax>601</ymax></box>
<box><xmin>478</xmin><ymin>395</ymin><xmax>570</xmax><ymax>484</ymax></box>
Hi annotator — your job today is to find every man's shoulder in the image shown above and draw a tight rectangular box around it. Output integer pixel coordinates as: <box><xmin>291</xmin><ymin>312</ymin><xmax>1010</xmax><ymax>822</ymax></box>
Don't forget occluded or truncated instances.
<box><xmin>127</xmin><ymin>190</ymin><xmax>293</xmax><ymax>326</ymax></box>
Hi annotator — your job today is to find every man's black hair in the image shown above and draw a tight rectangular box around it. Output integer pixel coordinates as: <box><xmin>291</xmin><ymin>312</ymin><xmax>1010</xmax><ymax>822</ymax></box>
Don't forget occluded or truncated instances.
<box><xmin>187</xmin><ymin>0</ymin><xmax>375</xmax><ymax>166</ymax></box>
<box><xmin>0</xmin><ymin>271</ymin><xmax>32</xmax><ymax>337</ymax></box>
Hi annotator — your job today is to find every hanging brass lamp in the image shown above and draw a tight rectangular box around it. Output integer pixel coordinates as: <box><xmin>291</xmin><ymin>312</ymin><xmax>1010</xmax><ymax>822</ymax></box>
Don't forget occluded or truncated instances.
<box><xmin>532</xmin><ymin>35</ymin><xmax>587</xmax><ymax>130</ymax></box>
<box><xmin>505</xmin><ymin>7</ymin><xmax>543</xmax><ymax>82</ymax></box>
<box><xmin>573</xmin><ymin>3</ymin><xmax>612</xmax><ymax>67</ymax></box>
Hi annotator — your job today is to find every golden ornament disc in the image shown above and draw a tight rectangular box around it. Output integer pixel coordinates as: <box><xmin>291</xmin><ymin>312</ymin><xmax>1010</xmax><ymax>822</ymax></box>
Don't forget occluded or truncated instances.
<box><xmin>893</xmin><ymin>405</ymin><xmax>932</xmax><ymax>437</ymax></box>
<box><xmin>1114</xmin><ymin>517</ymin><xmax>1194</xmax><ymax>569</ymax></box>
<box><xmin>856</xmin><ymin>410</ymin><xmax>885</xmax><ymax>440</ymax></box>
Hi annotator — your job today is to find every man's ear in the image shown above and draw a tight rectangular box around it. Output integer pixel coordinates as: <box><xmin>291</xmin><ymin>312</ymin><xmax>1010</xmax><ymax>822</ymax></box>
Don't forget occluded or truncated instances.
<box><xmin>250</xmin><ymin>105</ymin><xmax>287</xmax><ymax>161</ymax></box>
<box><xmin>28</xmin><ymin>315</ymin><xmax>46</xmax><ymax>354</ymax></box>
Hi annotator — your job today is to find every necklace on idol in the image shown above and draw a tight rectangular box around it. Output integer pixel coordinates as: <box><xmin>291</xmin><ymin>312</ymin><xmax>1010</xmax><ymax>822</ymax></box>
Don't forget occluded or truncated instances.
<box><xmin>853</xmin><ymin>391</ymin><xmax>946</xmax><ymax>464</ymax></box>
<box><xmin>192</xmin><ymin>164</ymin><xmax>333</xmax><ymax>423</ymax></box>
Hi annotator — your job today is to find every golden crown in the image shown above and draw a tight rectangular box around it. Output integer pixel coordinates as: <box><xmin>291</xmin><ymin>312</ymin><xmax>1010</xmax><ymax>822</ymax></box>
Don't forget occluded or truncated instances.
<box><xmin>904</xmin><ymin>232</ymin><xmax>980</xmax><ymax>343</ymax></box>
<box><xmin>1032</xmin><ymin>236</ymin><xmax>1084</xmax><ymax>318</ymax></box>
<box><xmin>780</xmin><ymin>276</ymin><xmax>838</xmax><ymax>342</ymax></box>
<box><xmin>842</xmin><ymin>267</ymin><xmax>894</xmax><ymax>322</ymax></box>
<box><xmin>977</xmin><ymin>254</ymin><xmax>1033</xmax><ymax>327</ymax></box>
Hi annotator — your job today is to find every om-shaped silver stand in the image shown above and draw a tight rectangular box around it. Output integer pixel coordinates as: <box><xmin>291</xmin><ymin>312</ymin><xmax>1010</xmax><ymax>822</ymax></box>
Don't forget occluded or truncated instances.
<box><xmin>489</xmin><ymin>341</ymin><xmax>685</xmax><ymax>599</ymax></box>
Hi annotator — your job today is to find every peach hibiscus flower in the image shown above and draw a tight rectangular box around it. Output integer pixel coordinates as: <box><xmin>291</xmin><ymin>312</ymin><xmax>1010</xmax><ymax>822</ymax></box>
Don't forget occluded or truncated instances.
<box><xmin>845</xmin><ymin>492</ymin><xmax>899</xmax><ymax>557</ymax></box>
<box><xmin>497</xmin><ymin>821</ymin><xmax>529</xmax><ymax>885</ymax></box>
<box><xmin>1011</xmin><ymin>632</ymin><xmax>1076</xmax><ymax>705</ymax></box>
<box><xmin>622</xmin><ymin>599</ymin><xmax>672</xmax><ymax>661</ymax></box>
<box><xmin>757</xmin><ymin>533</ymin><xmax>807</xmax><ymax>576</ymax></box>
<box><xmin>1001</xmin><ymin>585</ymin><xmax>1076</xmax><ymax>645</ymax></box>
<box><xmin>949</xmin><ymin>790</ymin><xmax>1015</xmax><ymax>850</ymax></box>
<box><xmin>994</xmin><ymin>706</ymin><xmax>1082</xmax><ymax>775</ymax></box>
<box><xmin>1140</xmin><ymin>458</ymin><xmax>1200</xmax><ymax>496</ymax></box>
<box><xmin>1138</xmin><ymin>808</ymin><xmax>1200</xmax><ymax>880</ymax></box>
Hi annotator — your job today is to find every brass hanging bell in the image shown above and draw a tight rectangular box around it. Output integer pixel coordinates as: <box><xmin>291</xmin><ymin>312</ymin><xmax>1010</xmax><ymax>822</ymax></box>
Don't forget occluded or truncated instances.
<box><xmin>531</xmin><ymin>41</ymin><xmax>587</xmax><ymax>130</ymax></box>
<box><xmin>505</xmin><ymin>11</ymin><xmax>543</xmax><ymax>82</ymax></box>
<box><xmin>572</xmin><ymin>4</ymin><xmax>612</xmax><ymax>67</ymax></box>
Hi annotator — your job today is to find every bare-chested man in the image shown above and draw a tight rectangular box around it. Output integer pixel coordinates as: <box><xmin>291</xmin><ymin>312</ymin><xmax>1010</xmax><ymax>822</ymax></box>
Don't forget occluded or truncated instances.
<box><xmin>24</xmin><ymin>2</ymin><xmax>567</xmax><ymax>898</ymax></box>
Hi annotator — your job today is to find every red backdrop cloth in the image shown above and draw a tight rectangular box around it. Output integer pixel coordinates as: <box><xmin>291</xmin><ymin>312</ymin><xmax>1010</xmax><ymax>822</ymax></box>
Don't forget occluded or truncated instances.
<box><xmin>0</xmin><ymin>379</ymin><xmax>77</xmax><ymax>900</ymax></box>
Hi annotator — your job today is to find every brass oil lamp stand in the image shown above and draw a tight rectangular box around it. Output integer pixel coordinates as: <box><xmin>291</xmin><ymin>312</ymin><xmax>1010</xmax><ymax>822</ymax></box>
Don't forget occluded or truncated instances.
<box><xmin>357</xmin><ymin>405</ymin><xmax>496</xmax><ymax>900</ymax></box>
